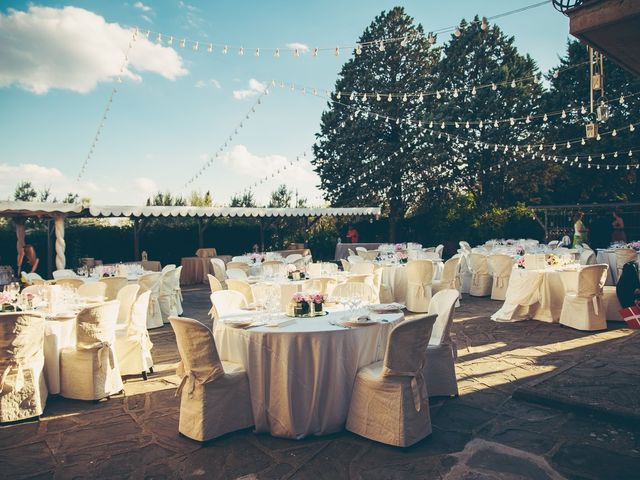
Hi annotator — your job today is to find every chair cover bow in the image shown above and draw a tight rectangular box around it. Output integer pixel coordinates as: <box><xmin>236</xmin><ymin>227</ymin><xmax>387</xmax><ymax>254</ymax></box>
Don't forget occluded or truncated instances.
<box><xmin>409</xmin><ymin>281</ymin><xmax>430</xmax><ymax>298</ymax></box>
<box><xmin>383</xmin><ymin>362</ymin><xmax>427</xmax><ymax>412</ymax></box>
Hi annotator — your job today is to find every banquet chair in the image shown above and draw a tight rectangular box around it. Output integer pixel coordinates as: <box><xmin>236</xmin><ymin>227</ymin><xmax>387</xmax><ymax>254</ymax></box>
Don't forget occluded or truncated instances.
<box><xmin>22</xmin><ymin>284</ymin><xmax>47</xmax><ymax>296</ymax></box>
<box><xmin>456</xmin><ymin>253</ymin><xmax>472</xmax><ymax>295</ymax></box>
<box><xmin>210</xmin><ymin>258</ymin><xmax>227</xmax><ymax>282</ymax></box>
<box><xmin>55</xmin><ymin>277</ymin><xmax>85</xmax><ymax>289</ymax></box>
<box><xmin>226</xmin><ymin>279</ymin><xmax>255</xmax><ymax>305</ymax></box>
<box><xmin>346</xmin><ymin>274</ymin><xmax>374</xmax><ymax>285</ymax></box>
<box><xmin>559</xmin><ymin>264</ymin><xmax>608</xmax><ymax>331</ymax></box>
<box><xmin>360</xmin><ymin>250</ymin><xmax>379</xmax><ymax>261</ymax></box>
<box><xmin>615</xmin><ymin>249</ymin><xmax>638</xmax><ymax>282</ymax></box>
<box><xmin>116</xmin><ymin>291</ymin><xmax>153</xmax><ymax>379</ymax></box>
<box><xmin>262</xmin><ymin>261</ymin><xmax>284</xmax><ymax>278</ymax></box>
<box><xmin>425</xmin><ymin>290</ymin><xmax>460</xmax><ymax>397</ymax></box>
<box><xmin>52</xmin><ymin>269</ymin><xmax>78</xmax><ymax>279</ymax></box>
<box><xmin>579</xmin><ymin>249</ymin><xmax>596</xmax><ymax>265</ymax></box>
<box><xmin>231</xmin><ymin>256</ymin><xmax>249</xmax><ymax>263</ymax></box>
<box><xmin>226</xmin><ymin>268</ymin><xmax>248</xmax><ymax>281</ymax></box>
<box><xmin>488</xmin><ymin>254</ymin><xmax>513</xmax><ymax>301</ymax></box>
<box><xmin>303</xmin><ymin>277</ymin><xmax>338</xmax><ymax>296</ymax></box>
<box><xmin>581</xmin><ymin>243</ymin><xmax>593</xmax><ymax>251</ymax></box>
<box><xmin>307</xmin><ymin>263</ymin><xmax>322</xmax><ymax>277</ymax></box>
<box><xmin>432</xmin><ymin>257</ymin><xmax>461</xmax><ymax>295</ymax></box>
<box><xmin>162</xmin><ymin>264</ymin><xmax>176</xmax><ymax>273</ymax></box>
<box><xmin>99</xmin><ymin>276</ymin><xmax>128</xmax><ymax>301</ymax></box>
<box><xmin>173</xmin><ymin>265</ymin><xmax>184</xmax><ymax>315</ymax></box>
<box><xmin>435</xmin><ymin>244</ymin><xmax>444</xmax><ymax>258</ymax></box>
<box><xmin>226</xmin><ymin>261</ymin><xmax>250</xmax><ymax>273</ymax></box>
<box><xmin>547</xmin><ymin>240</ymin><xmax>559</xmax><ymax>248</ymax></box>
<box><xmin>252</xmin><ymin>282</ymin><xmax>282</xmax><ymax>310</ymax></box>
<box><xmin>458</xmin><ymin>241</ymin><xmax>471</xmax><ymax>253</ymax></box>
<box><xmin>331</xmin><ymin>282</ymin><xmax>376</xmax><ymax>304</ymax></box>
<box><xmin>373</xmin><ymin>265</ymin><xmax>394</xmax><ymax>304</ymax></box>
<box><xmin>0</xmin><ymin>312</ymin><xmax>47</xmax><ymax>423</ymax></box>
<box><xmin>115</xmin><ymin>284</ymin><xmax>140</xmax><ymax>327</ymax></box>
<box><xmin>346</xmin><ymin>313</ymin><xmax>438</xmax><ymax>447</ymax></box>
<box><xmin>285</xmin><ymin>254</ymin><xmax>303</xmax><ymax>264</ymax></box>
<box><xmin>25</xmin><ymin>272</ymin><xmax>44</xmax><ymax>285</ymax></box>
<box><xmin>468</xmin><ymin>254</ymin><xmax>493</xmax><ymax>297</ymax></box>
<box><xmin>602</xmin><ymin>286</ymin><xmax>623</xmax><ymax>321</ymax></box>
<box><xmin>293</xmin><ymin>258</ymin><xmax>307</xmax><ymax>271</ymax></box>
<box><xmin>207</xmin><ymin>274</ymin><xmax>223</xmax><ymax>293</ymax></box>
<box><xmin>561</xmin><ymin>235</ymin><xmax>572</xmax><ymax>247</ymax></box>
<box><xmin>159</xmin><ymin>268</ymin><xmax>181</xmax><ymax>323</ymax></box>
<box><xmin>209</xmin><ymin>290</ymin><xmax>247</xmax><ymax>323</ymax></box>
<box><xmin>78</xmin><ymin>282</ymin><xmax>108</xmax><ymax>300</ymax></box>
<box><xmin>347</xmin><ymin>255</ymin><xmax>364</xmax><ymax>264</ymax></box>
<box><xmin>60</xmin><ymin>301</ymin><xmax>124</xmax><ymax>401</ymax></box>
<box><xmin>350</xmin><ymin>262</ymin><xmax>375</xmax><ymax>275</ymax></box>
<box><xmin>340</xmin><ymin>259</ymin><xmax>351</xmax><ymax>272</ymax></box>
<box><xmin>138</xmin><ymin>272</ymin><xmax>163</xmax><ymax>330</ymax></box>
<box><xmin>405</xmin><ymin>260</ymin><xmax>434</xmax><ymax>313</ymax></box>
<box><xmin>355</xmin><ymin>246</ymin><xmax>367</xmax><ymax>255</ymax></box>
<box><xmin>322</xmin><ymin>262</ymin><xmax>338</xmax><ymax>274</ymax></box>
<box><xmin>169</xmin><ymin>316</ymin><xmax>254</xmax><ymax>441</ymax></box>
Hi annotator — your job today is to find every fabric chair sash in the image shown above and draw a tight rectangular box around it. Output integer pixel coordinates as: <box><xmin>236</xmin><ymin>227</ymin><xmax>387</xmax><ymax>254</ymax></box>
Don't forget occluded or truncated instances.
<box><xmin>0</xmin><ymin>350</ymin><xmax>42</xmax><ymax>394</ymax></box>
<box><xmin>409</xmin><ymin>281</ymin><xmax>431</xmax><ymax>298</ymax></box>
<box><xmin>383</xmin><ymin>363</ymin><xmax>427</xmax><ymax>412</ymax></box>
<box><xmin>175</xmin><ymin>361</ymin><xmax>220</xmax><ymax>399</ymax></box>
<box><xmin>77</xmin><ymin>341</ymin><xmax>115</xmax><ymax>369</ymax></box>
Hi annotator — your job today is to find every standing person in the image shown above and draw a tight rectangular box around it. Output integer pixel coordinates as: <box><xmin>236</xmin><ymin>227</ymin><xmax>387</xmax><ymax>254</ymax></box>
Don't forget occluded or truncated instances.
<box><xmin>346</xmin><ymin>225</ymin><xmax>359</xmax><ymax>244</ymax></box>
<box><xmin>17</xmin><ymin>244</ymin><xmax>39</xmax><ymax>273</ymax></box>
<box><xmin>611</xmin><ymin>210</ymin><xmax>627</xmax><ymax>243</ymax></box>
<box><xmin>572</xmin><ymin>212</ymin><xmax>589</xmax><ymax>247</ymax></box>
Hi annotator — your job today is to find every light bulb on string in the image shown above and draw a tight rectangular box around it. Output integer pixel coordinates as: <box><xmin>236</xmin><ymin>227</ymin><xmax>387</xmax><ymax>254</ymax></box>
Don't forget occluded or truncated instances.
<box><xmin>378</xmin><ymin>40</ymin><xmax>385</xmax><ymax>51</ymax></box>
<box><xmin>207</xmin><ymin>44</ymin><xmax>213</xmax><ymax>53</ymax></box>
<box><xmin>479</xmin><ymin>120</ymin><xmax>484</xmax><ymax>128</ymax></box>
<box><xmin>355</xmin><ymin>44</ymin><xmax>362</xmax><ymax>55</ymax></box>
<box><xmin>167</xmin><ymin>36</ymin><xmax>173</xmax><ymax>45</ymax></box>
<box><xmin>400</xmin><ymin>37</ymin><xmax>408</xmax><ymax>47</ymax></box>
<box><xmin>402</xmin><ymin>93</ymin><xmax>408</xmax><ymax>102</ymax></box>
<box><xmin>509</xmin><ymin>118</ymin><xmax>515</xmax><ymax>126</ymax></box>
<box><xmin>511</xmin><ymin>79</ymin><xmax>516</xmax><ymax>88</ymax></box>
<box><xmin>580</xmin><ymin>105</ymin><xmax>586</xmax><ymax>114</ymax></box>
<box><xmin>493</xmin><ymin>119</ymin><xmax>499</xmax><ymax>128</ymax></box>
<box><xmin>334</xmin><ymin>47</ymin><xmax>340</xmax><ymax>56</ymax></box>
<box><xmin>454</xmin><ymin>26</ymin><xmax>461</xmax><ymax>37</ymax></box>
<box><xmin>193</xmin><ymin>41</ymin><xmax>199</xmax><ymax>51</ymax></box>
<box><xmin>612</xmin><ymin>129</ymin><xmax>617</xmax><ymax>137</ymax></box>
<box><xmin>581</xmin><ymin>138</ymin><xmax>586</xmax><ymax>145</ymax></box>
<box><xmin>561</xmin><ymin>110</ymin><xmax>567</xmax><ymax>119</ymax></box>
<box><xmin>481</xmin><ymin>17</ymin><xmax>488</xmax><ymax>30</ymax></box>
<box><xmin>313</xmin><ymin>48</ymin><xmax>318</xmax><ymax>57</ymax></box>
<box><xmin>376</xmin><ymin>93</ymin><xmax>381</xmax><ymax>101</ymax></box>
<box><xmin>436</xmin><ymin>90</ymin><xmax>441</xmax><ymax>100</ymax></box>
<box><xmin>418</xmin><ymin>92</ymin><xmax>424</xmax><ymax>102</ymax></box>
<box><xmin>491</xmin><ymin>83</ymin><xmax>497</xmax><ymax>91</ymax></box>
<box><xmin>362</xmin><ymin>93</ymin><xmax>367</xmax><ymax>102</ymax></box>
<box><xmin>387</xmin><ymin>93</ymin><xmax>392</xmax><ymax>102</ymax></box>
<box><xmin>336</xmin><ymin>92</ymin><xmax>341</xmax><ymax>99</ymax></box>
<box><xmin>566</xmin><ymin>141</ymin><xmax>571</xmax><ymax>148</ymax></box>
<box><xmin>596</xmin><ymin>133</ymin><xmax>601</xmax><ymax>141</ymax></box>
<box><xmin>614</xmin><ymin>151</ymin><xmax>618</xmax><ymax>158</ymax></box>
<box><xmin>471</xmin><ymin>86</ymin><xmax>477</xmax><ymax>96</ymax></box>
<box><xmin>630</xmin><ymin>124</ymin><xmax>636</xmax><ymax>132</ymax></box>
<box><xmin>453</xmin><ymin>88</ymin><xmax>459</xmax><ymax>98</ymax></box>
<box><xmin>553</xmin><ymin>70</ymin><xmax>559</xmax><ymax>78</ymax></box>
<box><xmin>179</xmin><ymin>38</ymin><xmax>186</xmax><ymax>48</ymax></box>
<box><xmin>222</xmin><ymin>45</ymin><xmax>228</xmax><ymax>54</ymax></box>
<box><xmin>349</xmin><ymin>92</ymin><xmax>355</xmax><ymax>100</ymax></box>
<box><xmin>428</xmin><ymin>32</ymin><xmax>436</xmax><ymax>45</ymax></box>
<box><xmin>156</xmin><ymin>33</ymin><xmax>162</xmax><ymax>43</ymax></box>
<box><xmin>620</xmin><ymin>95</ymin><xmax>625</xmax><ymax>105</ymax></box>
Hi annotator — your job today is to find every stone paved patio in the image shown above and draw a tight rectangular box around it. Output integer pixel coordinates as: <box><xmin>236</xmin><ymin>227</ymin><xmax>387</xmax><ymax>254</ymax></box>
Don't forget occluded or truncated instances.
<box><xmin>2</xmin><ymin>285</ymin><xmax>640</xmax><ymax>479</ymax></box>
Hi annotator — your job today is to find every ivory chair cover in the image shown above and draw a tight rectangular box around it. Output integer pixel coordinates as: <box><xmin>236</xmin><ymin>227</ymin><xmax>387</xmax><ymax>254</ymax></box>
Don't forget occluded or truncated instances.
<box><xmin>262</xmin><ymin>261</ymin><xmax>284</xmax><ymax>278</ymax></box>
<box><xmin>226</xmin><ymin>268</ymin><xmax>248</xmax><ymax>280</ymax></box>
<box><xmin>488</xmin><ymin>254</ymin><xmax>513</xmax><ymax>301</ymax></box>
<box><xmin>292</xmin><ymin>258</ymin><xmax>307</xmax><ymax>271</ymax></box>
<box><xmin>251</xmin><ymin>283</ymin><xmax>283</xmax><ymax>310</ymax></box>
<box><xmin>491</xmin><ymin>269</ymin><xmax>545</xmax><ymax>322</ymax></box>
<box><xmin>173</xmin><ymin>265</ymin><xmax>184</xmax><ymax>315</ymax></box>
<box><xmin>615</xmin><ymin>248</ymin><xmax>638</xmax><ymax>281</ymax></box>
<box><xmin>425</xmin><ymin>290</ymin><xmax>459</xmax><ymax>397</ymax></box>
<box><xmin>347</xmin><ymin>255</ymin><xmax>364</xmax><ymax>264</ymax></box>
<box><xmin>226</xmin><ymin>279</ymin><xmax>254</xmax><ymax>305</ymax></box>
<box><xmin>25</xmin><ymin>272</ymin><xmax>44</xmax><ymax>285</ymax></box>
<box><xmin>169</xmin><ymin>316</ymin><xmax>253</xmax><ymax>441</ymax></box>
<box><xmin>99</xmin><ymin>277</ymin><xmax>128</xmax><ymax>301</ymax></box>
<box><xmin>547</xmin><ymin>240</ymin><xmax>559</xmax><ymax>248</ymax></box>
<box><xmin>355</xmin><ymin>246</ymin><xmax>367</xmax><ymax>254</ymax></box>
<box><xmin>459</xmin><ymin>241</ymin><xmax>471</xmax><ymax>253</ymax></box>
<box><xmin>457</xmin><ymin>253</ymin><xmax>472</xmax><ymax>295</ymax></box>
<box><xmin>207</xmin><ymin>274</ymin><xmax>223</xmax><ymax>293</ymax></box>
<box><xmin>285</xmin><ymin>254</ymin><xmax>303</xmax><ymax>264</ymax></box>
<box><xmin>77</xmin><ymin>282</ymin><xmax>108</xmax><ymax>300</ymax></box>
<box><xmin>159</xmin><ymin>268</ymin><xmax>181</xmax><ymax>323</ymax></box>
<box><xmin>373</xmin><ymin>266</ymin><xmax>394</xmax><ymax>304</ymax></box>
<box><xmin>432</xmin><ymin>257</ymin><xmax>461</xmax><ymax>294</ymax></box>
<box><xmin>582</xmin><ymin>243</ymin><xmax>593</xmax><ymax>251</ymax></box>
<box><xmin>559</xmin><ymin>264</ymin><xmax>608</xmax><ymax>331</ymax></box>
<box><xmin>115</xmin><ymin>291</ymin><xmax>153</xmax><ymax>378</ymax></box>
<box><xmin>0</xmin><ymin>312</ymin><xmax>47</xmax><ymax>423</ymax></box>
<box><xmin>340</xmin><ymin>259</ymin><xmax>351</xmax><ymax>272</ymax></box>
<box><xmin>209</xmin><ymin>290</ymin><xmax>247</xmax><ymax>322</ymax></box>
<box><xmin>303</xmin><ymin>277</ymin><xmax>337</xmax><ymax>296</ymax></box>
<box><xmin>55</xmin><ymin>278</ymin><xmax>85</xmax><ymax>289</ymax></box>
<box><xmin>435</xmin><ymin>244</ymin><xmax>444</xmax><ymax>258</ymax></box>
<box><xmin>350</xmin><ymin>262</ymin><xmax>375</xmax><ymax>275</ymax></box>
<box><xmin>210</xmin><ymin>258</ymin><xmax>227</xmax><ymax>282</ymax></box>
<box><xmin>115</xmin><ymin>284</ymin><xmax>140</xmax><ymax>327</ymax></box>
<box><xmin>579</xmin><ymin>250</ymin><xmax>596</xmax><ymax>265</ymax></box>
<box><xmin>468</xmin><ymin>254</ymin><xmax>492</xmax><ymax>297</ymax></box>
<box><xmin>138</xmin><ymin>272</ymin><xmax>163</xmax><ymax>330</ymax></box>
<box><xmin>232</xmin><ymin>256</ymin><xmax>249</xmax><ymax>263</ymax></box>
<box><xmin>307</xmin><ymin>263</ymin><xmax>322</xmax><ymax>277</ymax></box>
<box><xmin>359</xmin><ymin>250</ymin><xmax>379</xmax><ymax>261</ymax></box>
<box><xmin>602</xmin><ymin>286</ymin><xmax>623</xmax><ymax>321</ymax></box>
<box><xmin>162</xmin><ymin>264</ymin><xmax>176</xmax><ymax>273</ymax></box>
<box><xmin>22</xmin><ymin>284</ymin><xmax>47</xmax><ymax>296</ymax></box>
<box><xmin>346</xmin><ymin>314</ymin><xmax>437</xmax><ymax>447</ymax></box>
<box><xmin>226</xmin><ymin>261</ymin><xmax>250</xmax><ymax>273</ymax></box>
<box><xmin>52</xmin><ymin>269</ymin><xmax>78</xmax><ymax>279</ymax></box>
<box><xmin>331</xmin><ymin>282</ymin><xmax>376</xmax><ymax>303</ymax></box>
<box><xmin>60</xmin><ymin>301</ymin><xmax>124</xmax><ymax>400</ymax></box>
<box><xmin>405</xmin><ymin>260</ymin><xmax>434</xmax><ymax>313</ymax></box>
<box><xmin>346</xmin><ymin>274</ymin><xmax>374</xmax><ymax>286</ymax></box>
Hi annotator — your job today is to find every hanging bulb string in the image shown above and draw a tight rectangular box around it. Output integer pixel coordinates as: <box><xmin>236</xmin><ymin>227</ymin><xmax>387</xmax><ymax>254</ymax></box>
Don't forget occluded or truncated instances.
<box><xmin>181</xmin><ymin>90</ymin><xmax>269</xmax><ymax>189</ymax></box>
<box><xmin>77</xmin><ymin>28</ymin><xmax>139</xmax><ymax>181</ymax></box>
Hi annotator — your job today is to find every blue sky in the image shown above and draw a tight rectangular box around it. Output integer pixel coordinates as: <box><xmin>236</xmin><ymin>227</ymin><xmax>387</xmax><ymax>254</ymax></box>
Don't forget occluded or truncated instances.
<box><xmin>0</xmin><ymin>1</ymin><xmax>571</xmax><ymax>206</ymax></box>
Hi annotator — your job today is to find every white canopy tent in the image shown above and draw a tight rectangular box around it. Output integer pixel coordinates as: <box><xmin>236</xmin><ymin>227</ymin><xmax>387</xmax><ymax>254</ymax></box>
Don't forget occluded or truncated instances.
<box><xmin>0</xmin><ymin>201</ymin><xmax>381</xmax><ymax>275</ymax></box>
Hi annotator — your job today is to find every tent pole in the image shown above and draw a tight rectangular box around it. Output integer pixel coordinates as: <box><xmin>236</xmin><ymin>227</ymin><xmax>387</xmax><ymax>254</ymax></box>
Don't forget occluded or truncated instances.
<box><xmin>47</xmin><ymin>219</ymin><xmax>54</xmax><ymax>278</ymax></box>
<box><xmin>259</xmin><ymin>218</ymin><xmax>265</xmax><ymax>252</ymax></box>
<box><xmin>133</xmin><ymin>218</ymin><xmax>140</xmax><ymax>261</ymax></box>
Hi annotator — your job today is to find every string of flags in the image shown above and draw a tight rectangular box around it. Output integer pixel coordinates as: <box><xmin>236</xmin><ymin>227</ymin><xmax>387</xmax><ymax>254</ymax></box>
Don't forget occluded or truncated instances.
<box><xmin>77</xmin><ymin>28</ymin><xmax>139</xmax><ymax>181</ymax></box>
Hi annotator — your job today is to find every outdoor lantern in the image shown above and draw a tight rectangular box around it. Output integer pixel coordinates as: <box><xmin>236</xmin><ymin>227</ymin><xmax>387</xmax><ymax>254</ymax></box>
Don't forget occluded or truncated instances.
<box><xmin>596</xmin><ymin>100</ymin><xmax>610</xmax><ymax>122</ymax></box>
<box><xmin>585</xmin><ymin>122</ymin><xmax>598</xmax><ymax>139</ymax></box>
<box><xmin>591</xmin><ymin>73</ymin><xmax>602</xmax><ymax>90</ymax></box>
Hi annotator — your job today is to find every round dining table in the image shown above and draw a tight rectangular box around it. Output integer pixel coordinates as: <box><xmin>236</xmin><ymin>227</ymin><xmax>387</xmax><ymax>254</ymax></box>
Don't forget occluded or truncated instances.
<box><xmin>213</xmin><ymin>309</ymin><xmax>403</xmax><ymax>439</ymax></box>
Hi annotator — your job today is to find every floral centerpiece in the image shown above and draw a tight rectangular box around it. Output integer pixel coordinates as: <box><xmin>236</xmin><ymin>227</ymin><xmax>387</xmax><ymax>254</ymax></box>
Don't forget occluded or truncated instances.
<box><xmin>287</xmin><ymin>264</ymin><xmax>307</xmax><ymax>280</ymax></box>
<box><xmin>290</xmin><ymin>292</ymin><xmax>326</xmax><ymax>317</ymax></box>
<box><xmin>627</xmin><ymin>241</ymin><xmax>640</xmax><ymax>251</ymax></box>
<box><xmin>517</xmin><ymin>257</ymin><xmax>526</xmax><ymax>269</ymax></box>
<box><xmin>546</xmin><ymin>253</ymin><xmax>561</xmax><ymax>267</ymax></box>
<box><xmin>395</xmin><ymin>251</ymin><xmax>408</xmax><ymax>264</ymax></box>
<box><xmin>394</xmin><ymin>243</ymin><xmax>407</xmax><ymax>252</ymax></box>
<box><xmin>0</xmin><ymin>291</ymin><xmax>14</xmax><ymax>311</ymax></box>
<box><xmin>248</xmin><ymin>253</ymin><xmax>265</xmax><ymax>264</ymax></box>
<box><xmin>0</xmin><ymin>291</ymin><xmax>29</xmax><ymax>311</ymax></box>
<box><xmin>515</xmin><ymin>244</ymin><xmax>525</xmax><ymax>256</ymax></box>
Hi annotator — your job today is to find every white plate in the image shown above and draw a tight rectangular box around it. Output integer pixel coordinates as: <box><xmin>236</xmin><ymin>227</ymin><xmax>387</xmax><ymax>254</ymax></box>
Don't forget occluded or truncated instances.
<box><xmin>367</xmin><ymin>303</ymin><xmax>405</xmax><ymax>312</ymax></box>
<box><xmin>223</xmin><ymin>318</ymin><xmax>255</xmax><ymax>328</ymax></box>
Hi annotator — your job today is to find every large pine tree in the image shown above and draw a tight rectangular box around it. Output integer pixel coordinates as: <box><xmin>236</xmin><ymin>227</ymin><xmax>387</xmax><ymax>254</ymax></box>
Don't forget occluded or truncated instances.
<box><xmin>312</xmin><ymin>7</ymin><xmax>439</xmax><ymax>241</ymax></box>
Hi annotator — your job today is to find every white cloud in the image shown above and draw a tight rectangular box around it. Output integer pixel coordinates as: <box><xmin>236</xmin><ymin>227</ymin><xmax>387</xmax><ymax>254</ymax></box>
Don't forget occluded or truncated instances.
<box><xmin>140</xmin><ymin>14</ymin><xmax>153</xmax><ymax>23</ymax></box>
<box><xmin>134</xmin><ymin>177</ymin><xmax>157</xmax><ymax>194</ymax></box>
<box><xmin>0</xmin><ymin>163</ymin><xmax>99</xmax><ymax>200</ymax></box>
<box><xmin>285</xmin><ymin>42</ymin><xmax>310</xmax><ymax>53</ymax></box>
<box><xmin>0</xmin><ymin>5</ymin><xmax>188</xmax><ymax>94</ymax></box>
<box><xmin>134</xmin><ymin>2</ymin><xmax>152</xmax><ymax>13</ymax></box>
<box><xmin>195</xmin><ymin>78</ymin><xmax>221</xmax><ymax>89</ymax></box>
<box><xmin>232</xmin><ymin>78</ymin><xmax>266</xmax><ymax>100</ymax></box>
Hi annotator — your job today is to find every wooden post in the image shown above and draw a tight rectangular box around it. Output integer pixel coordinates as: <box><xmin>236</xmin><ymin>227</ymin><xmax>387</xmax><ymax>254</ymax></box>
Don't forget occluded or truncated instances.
<box><xmin>46</xmin><ymin>219</ymin><xmax>54</xmax><ymax>278</ymax></box>
<box><xmin>133</xmin><ymin>218</ymin><xmax>140</xmax><ymax>261</ymax></box>
<box><xmin>53</xmin><ymin>215</ymin><xmax>66</xmax><ymax>270</ymax></box>
<box><xmin>259</xmin><ymin>218</ymin><xmax>265</xmax><ymax>252</ymax></box>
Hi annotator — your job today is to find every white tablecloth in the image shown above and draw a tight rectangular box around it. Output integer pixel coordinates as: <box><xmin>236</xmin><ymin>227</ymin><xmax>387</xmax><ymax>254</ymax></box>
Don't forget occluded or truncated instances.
<box><xmin>43</xmin><ymin>316</ymin><xmax>76</xmax><ymax>394</ymax></box>
<box><xmin>213</xmin><ymin>310</ymin><xmax>402</xmax><ymax>439</ymax></box>
<box><xmin>492</xmin><ymin>267</ymin><xmax>579</xmax><ymax>323</ymax></box>
<box><xmin>596</xmin><ymin>249</ymin><xmax>640</xmax><ymax>285</ymax></box>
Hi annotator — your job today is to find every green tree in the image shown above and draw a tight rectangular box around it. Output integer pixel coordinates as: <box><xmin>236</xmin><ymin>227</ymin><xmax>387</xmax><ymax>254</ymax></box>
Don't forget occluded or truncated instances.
<box><xmin>268</xmin><ymin>184</ymin><xmax>292</xmax><ymax>208</ymax></box>
<box><xmin>229</xmin><ymin>190</ymin><xmax>257</xmax><ymax>207</ymax></box>
<box><xmin>188</xmin><ymin>190</ymin><xmax>213</xmax><ymax>207</ymax></box>
<box><xmin>428</xmin><ymin>16</ymin><xmax>544</xmax><ymax>208</ymax></box>
<box><xmin>13</xmin><ymin>181</ymin><xmax>37</xmax><ymax>201</ymax></box>
<box><xmin>541</xmin><ymin>40</ymin><xmax>640</xmax><ymax>203</ymax></box>
<box><xmin>63</xmin><ymin>193</ymin><xmax>80</xmax><ymax>203</ymax></box>
<box><xmin>312</xmin><ymin>7</ymin><xmax>440</xmax><ymax>241</ymax></box>
<box><xmin>146</xmin><ymin>191</ymin><xmax>186</xmax><ymax>206</ymax></box>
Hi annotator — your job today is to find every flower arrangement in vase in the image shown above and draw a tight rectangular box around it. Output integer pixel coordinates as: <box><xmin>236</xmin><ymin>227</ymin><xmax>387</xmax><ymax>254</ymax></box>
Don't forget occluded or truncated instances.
<box><xmin>290</xmin><ymin>292</ymin><xmax>326</xmax><ymax>317</ymax></box>
<box><xmin>395</xmin><ymin>251</ymin><xmax>408</xmax><ymax>264</ymax></box>
<box><xmin>516</xmin><ymin>257</ymin><xmax>526</xmax><ymax>269</ymax></box>
<box><xmin>545</xmin><ymin>253</ymin><xmax>561</xmax><ymax>267</ymax></box>
<box><xmin>287</xmin><ymin>264</ymin><xmax>306</xmax><ymax>280</ymax></box>
<box><xmin>515</xmin><ymin>244</ymin><xmax>525</xmax><ymax>256</ymax></box>
<box><xmin>248</xmin><ymin>253</ymin><xmax>265</xmax><ymax>264</ymax></box>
